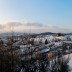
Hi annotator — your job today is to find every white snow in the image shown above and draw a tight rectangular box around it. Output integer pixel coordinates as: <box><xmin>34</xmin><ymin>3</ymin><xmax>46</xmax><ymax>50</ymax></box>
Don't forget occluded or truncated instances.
<box><xmin>68</xmin><ymin>54</ymin><xmax>72</xmax><ymax>72</ymax></box>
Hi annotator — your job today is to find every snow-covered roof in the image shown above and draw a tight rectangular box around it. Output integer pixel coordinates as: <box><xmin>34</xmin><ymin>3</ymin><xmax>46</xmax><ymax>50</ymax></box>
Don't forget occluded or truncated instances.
<box><xmin>63</xmin><ymin>41</ymin><xmax>72</xmax><ymax>44</ymax></box>
<box><xmin>48</xmin><ymin>35</ymin><xmax>69</xmax><ymax>41</ymax></box>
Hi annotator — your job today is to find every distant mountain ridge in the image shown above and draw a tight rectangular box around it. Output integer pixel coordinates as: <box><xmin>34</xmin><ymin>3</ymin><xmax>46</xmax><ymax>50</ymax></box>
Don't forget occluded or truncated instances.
<box><xmin>67</xmin><ymin>32</ymin><xmax>72</xmax><ymax>35</ymax></box>
<box><xmin>40</xmin><ymin>32</ymin><xmax>55</xmax><ymax>35</ymax></box>
<box><xmin>0</xmin><ymin>32</ymin><xmax>72</xmax><ymax>37</ymax></box>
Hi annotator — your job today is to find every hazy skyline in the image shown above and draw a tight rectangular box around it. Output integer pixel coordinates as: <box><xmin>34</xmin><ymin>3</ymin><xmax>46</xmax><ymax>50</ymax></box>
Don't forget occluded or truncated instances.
<box><xmin>0</xmin><ymin>0</ymin><xmax>72</xmax><ymax>32</ymax></box>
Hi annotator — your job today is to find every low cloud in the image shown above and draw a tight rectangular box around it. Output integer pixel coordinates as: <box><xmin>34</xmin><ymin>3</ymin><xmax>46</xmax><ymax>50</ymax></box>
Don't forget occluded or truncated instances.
<box><xmin>0</xmin><ymin>21</ymin><xmax>71</xmax><ymax>33</ymax></box>
<box><xmin>24</xmin><ymin>22</ymin><xmax>43</xmax><ymax>27</ymax></box>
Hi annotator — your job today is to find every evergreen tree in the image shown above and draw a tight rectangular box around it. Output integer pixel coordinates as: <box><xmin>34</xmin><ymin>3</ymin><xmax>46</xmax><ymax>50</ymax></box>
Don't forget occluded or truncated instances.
<box><xmin>45</xmin><ymin>39</ymin><xmax>48</xmax><ymax>44</ymax></box>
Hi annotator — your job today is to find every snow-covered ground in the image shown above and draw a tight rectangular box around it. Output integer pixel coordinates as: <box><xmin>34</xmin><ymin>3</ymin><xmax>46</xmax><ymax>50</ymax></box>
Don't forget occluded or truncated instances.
<box><xmin>68</xmin><ymin>54</ymin><xmax>72</xmax><ymax>72</ymax></box>
<box><xmin>64</xmin><ymin>53</ymin><xmax>72</xmax><ymax>72</ymax></box>
<box><xmin>68</xmin><ymin>35</ymin><xmax>72</xmax><ymax>72</ymax></box>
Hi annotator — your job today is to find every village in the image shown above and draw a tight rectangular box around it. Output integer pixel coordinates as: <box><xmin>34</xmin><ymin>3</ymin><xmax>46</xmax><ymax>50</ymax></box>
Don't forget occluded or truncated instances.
<box><xmin>0</xmin><ymin>33</ymin><xmax>72</xmax><ymax>72</ymax></box>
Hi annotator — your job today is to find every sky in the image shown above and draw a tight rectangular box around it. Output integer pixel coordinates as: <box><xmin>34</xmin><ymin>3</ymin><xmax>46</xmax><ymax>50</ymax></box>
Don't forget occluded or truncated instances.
<box><xmin>0</xmin><ymin>0</ymin><xmax>72</xmax><ymax>33</ymax></box>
